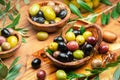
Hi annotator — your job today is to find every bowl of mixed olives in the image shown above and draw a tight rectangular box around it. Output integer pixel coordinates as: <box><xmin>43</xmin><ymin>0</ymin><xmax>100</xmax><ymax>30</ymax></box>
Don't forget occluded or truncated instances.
<box><xmin>0</xmin><ymin>28</ymin><xmax>22</xmax><ymax>58</ymax></box>
<box><xmin>28</xmin><ymin>1</ymin><xmax>71</xmax><ymax>32</ymax></box>
<box><xmin>45</xmin><ymin>24</ymin><xmax>102</xmax><ymax>69</ymax></box>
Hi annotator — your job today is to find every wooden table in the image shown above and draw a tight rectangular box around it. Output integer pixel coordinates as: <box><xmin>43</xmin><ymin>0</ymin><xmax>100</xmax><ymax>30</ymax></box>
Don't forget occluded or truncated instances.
<box><xmin>0</xmin><ymin>0</ymin><xmax>120</xmax><ymax>80</ymax></box>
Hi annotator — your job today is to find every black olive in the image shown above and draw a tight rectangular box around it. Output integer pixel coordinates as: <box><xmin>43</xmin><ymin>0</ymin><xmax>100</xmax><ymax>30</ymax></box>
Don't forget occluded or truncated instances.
<box><xmin>58</xmin><ymin>9</ymin><xmax>67</xmax><ymax>19</ymax></box>
<box><xmin>31</xmin><ymin>58</ymin><xmax>41</xmax><ymax>69</ymax></box>
<box><xmin>36</xmin><ymin>17</ymin><xmax>45</xmax><ymax>24</ymax></box>
<box><xmin>31</xmin><ymin>16</ymin><xmax>38</xmax><ymax>22</ymax></box>
<box><xmin>66</xmin><ymin>51</ymin><xmax>74</xmax><ymax>62</ymax></box>
<box><xmin>49</xmin><ymin>20</ymin><xmax>55</xmax><ymax>24</ymax></box>
<box><xmin>54</xmin><ymin>36</ymin><xmax>64</xmax><ymax>43</ymax></box>
<box><xmin>83</xmin><ymin>43</ymin><xmax>93</xmax><ymax>56</ymax></box>
<box><xmin>72</xmin><ymin>30</ymin><xmax>81</xmax><ymax>36</ymax></box>
<box><xmin>1</xmin><ymin>28</ymin><xmax>10</xmax><ymax>38</ymax></box>
<box><xmin>37</xmin><ymin>10</ymin><xmax>44</xmax><ymax>17</ymax></box>
<box><xmin>58</xmin><ymin>42</ymin><xmax>68</xmax><ymax>52</ymax></box>
<box><xmin>57</xmin><ymin>52</ymin><xmax>68</xmax><ymax>62</ymax></box>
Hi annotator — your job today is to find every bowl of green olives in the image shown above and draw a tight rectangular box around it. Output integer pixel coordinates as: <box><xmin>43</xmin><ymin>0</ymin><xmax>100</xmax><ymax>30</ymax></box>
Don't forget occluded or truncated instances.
<box><xmin>0</xmin><ymin>28</ymin><xmax>22</xmax><ymax>58</ymax></box>
<box><xmin>45</xmin><ymin>24</ymin><xmax>102</xmax><ymax>69</ymax></box>
<box><xmin>27</xmin><ymin>1</ymin><xmax>71</xmax><ymax>32</ymax></box>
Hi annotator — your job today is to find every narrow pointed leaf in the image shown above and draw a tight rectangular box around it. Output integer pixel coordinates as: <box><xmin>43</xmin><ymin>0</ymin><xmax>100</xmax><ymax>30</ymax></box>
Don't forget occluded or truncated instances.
<box><xmin>106</xmin><ymin>12</ymin><xmax>110</xmax><ymax>24</ymax></box>
<box><xmin>12</xmin><ymin>9</ymin><xmax>18</xmax><ymax>15</ymax></box>
<box><xmin>116</xmin><ymin>2</ymin><xmax>120</xmax><ymax>14</ymax></box>
<box><xmin>0</xmin><ymin>64</ymin><xmax>8</xmax><ymax>78</ymax></box>
<box><xmin>8</xmin><ymin>13</ymin><xmax>14</xmax><ymax>21</ymax></box>
<box><xmin>100</xmin><ymin>0</ymin><xmax>112</xmax><ymax>6</ymax></box>
<box><xmin>77</xmin><ymin>0</ymin><xmax>94</xmax><ymax>13</ymax></box>
<box><xmin>4</xmin><ymin>1</ymin><xmax>10</xmax><ymax>12</ymax></box>
<box><xmin>80</xmin><ymin>25</ymin><xmax>85</xmax><ymax>34</ymax></box>
<box><xmin>0</xmin><ymin>0</ymin><xmax>5</xmax><ymax>5</ymax></box>
<box><xmin>101</xmin><ymin>13</ymin><xmax>107</xmax><ymax>25</ymax></box>
<box><xmin>111</xmin><ymin>7</ymin><xmax>119</xmax><ymax>19</ymax></box>
<box><xmin>69</xmin><ymin>3</ymin><xmax>83</xmax><ymax>18</ymax></box>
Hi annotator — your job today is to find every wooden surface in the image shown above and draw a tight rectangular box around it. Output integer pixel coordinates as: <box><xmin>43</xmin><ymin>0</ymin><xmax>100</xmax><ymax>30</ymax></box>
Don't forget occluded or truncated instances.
<box><xmin>0</xmin><ymin>0</ymin><xmax>120</xmax><ymax>80</ymax></box>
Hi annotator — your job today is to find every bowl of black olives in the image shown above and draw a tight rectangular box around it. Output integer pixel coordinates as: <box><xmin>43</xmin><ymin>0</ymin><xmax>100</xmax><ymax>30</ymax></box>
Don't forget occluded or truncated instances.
<box><xmin>27</xmin><ymin>1</ymin><xmax>71</xmax><ymax>32</ymax></box>
<box><xmin>45</xmin><ymin>24</ymin><xmax>102</xmax><ymax>69</ymax></box>
<box><xmin>0</xmin><ymin>28</ymin><xmax>22</xmax><ymax>58</ymax></box>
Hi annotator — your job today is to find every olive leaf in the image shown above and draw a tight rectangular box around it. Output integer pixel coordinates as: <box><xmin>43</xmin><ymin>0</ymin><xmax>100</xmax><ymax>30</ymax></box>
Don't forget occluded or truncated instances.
<box><xmin>8</xmin><ymin>13</ymin><xmax>14</xmax><ymax>21</ymax></box>
<box><xmin>69</xmin><ymin>3</ymin><xmax>83</xmax><ymax>18</ymax></box>
<box><xmin>101</xmin><ymin>13</ymin><xmax>107</xmax><ymax>25</ymax></box>
<box><xmin>66</xmin><ymin>27</ymin><xmax>73</xmax><ymax>33</ymax></box>
<box><xmin>0</xmin><ymin>0</ymin><xmax>5</xmax><ymax>5</ymax></box>
<box><xmin>12</xmin><ymin>9</ymin><xmax>18</xmax><ymax>15</ymax></box>
<box><xmin>116</xmin><ymin>2</ymin><xmax>120</xmax><ymax>14</ymax></box>
<box><xmin>4</xmin><ymin>1</ymin><xmax>11</xmax><ymax>12</ymax></box>
<box><xmin>100</xmin><ymin>0</ymin><xmax>112</xmax><ymax>6</ymax></box>
<box><xmin>84</xmin><ymin>14</ymin><xmax>97</xmax><ymax>23</ymax></box>
<box><xmin>16</xmin><ymin>3</ymin><xmax>20</xmax><ymax>12</ymax></box>
<box><xmin>0</xmin><ymin>63</ymin><xmax>8</xmax><ymax>79</ymax></box>
<box><xmin>113</xmin><ymin>66</ymin><xmax>120</xmax><ymax>80</ymax></box>
<box><xmin>46</xmin><ymin>49</ymin><xmax>53</xmax><ymax>55</ymax></box>
<box><xmin>22</xmin><ymin>37</ymin><xmax>26</xmax><ymax>43</ymax></box>
<box><xmin>77</xmin><ymin>0</ymin><xmax>94</xmax><ymax>13</ymax></box>
<box><xmin>111</xmin><ymin>7</ymin><xmax>119</xmax><ymax>19</ymax></box>
<box><xmin>106</xmin><ymin>12</ymin><xmax>110</xmax><ymax>24</ymax></box>
<box><xmin>24</xmin><ymin>0</ymin><xmax>30</xmax><ymax>5</ymax></box>
<box><xmin>80</xmin><ymin>25</ymin><xmax>85</xmax><ymax>34</ymax></box>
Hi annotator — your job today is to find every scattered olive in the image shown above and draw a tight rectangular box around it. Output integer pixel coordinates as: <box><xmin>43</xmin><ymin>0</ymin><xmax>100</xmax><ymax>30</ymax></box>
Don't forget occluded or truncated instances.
<box><xmin>0</xmin><ymin>46</ymin><xmax>2</xmax><ymax>51</ymax></box>
<box><xmin>1</xmin><ymin>42</ymin><xmax>11</xmax><ymax>51</ymax></box>
<box><xmin>36</xmin><ymin>31</ymin><xmax>48</xmax><ymax>41</ymax></box>
<box><xmin>31</xmin><ymin>58</ymin><xmax>41</xmax><ymax>69</ymax></box>
<box><xmin>58</xmin><ymin>9</ymin><xmax>67</xmax><ymax>19</ymax></box>
<box><xmin>56</xmin><ymin>70</ymin><xmax>67</xmax><ymax>80</ymax></box>
<box><xmin>91</xmin><ymin>59</ymin><xmax>102</xmax><ymax>68</ymax></box>
<box><xmin>1</xmin><ymin>28</ymin><xmax>10</xmax><ymax>38</ymax></box>
<box><xmin>37</xmin><ymin>70</ymin><xmax>46</xmax><ymax>80</ymax></box>
<box><xmin>49</xmin><ymin>20</ymin><xmax>55</xmax><ymax>24</ymax></box>
<box><xmin>98</xmin><ymin>43</ymin><xmax>109</xmax><ymax>54</ymax></box>
<box><xmin>0</xmin><ymin>36</ymin><xmax>6</xmax><ymax>45</ymax></box>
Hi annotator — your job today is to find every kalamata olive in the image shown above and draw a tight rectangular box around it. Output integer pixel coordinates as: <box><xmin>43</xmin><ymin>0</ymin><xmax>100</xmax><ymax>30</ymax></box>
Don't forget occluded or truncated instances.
<box><xmin>0</xmin><ymin>36</ymin><xmax>6</xmax><ymax>45</ymax></box>
<box><xmin>37</xmin><ymin>10</ymin><xmax>44</xmax><ymax>17</ymax></box>
<box><xmin>86</xmin><ymin>36</ymin><xmax>97</xmax><ymax>46</ymax></box>
<box><xmin>72</xmin><ymin>30</ymin><xmax>81</xmax><ymax>36</ymax></box>
<box><xmin>98</xmin><ymin>43</ymin><xmax>109</xmax><ymax>54</ymax></box>
<box><xmin>53</xmin><ymin>36</ymin><xmax>64</xmax><ymax>43</ymax></box>
<box><xmin>66</xmin><ymin>41</ymin><xmax>79</xmax><ymax>51</ymax></box>
<box><xmin>53</xmin><ymin>51</ymin><xmax>60</xmax><ymax>58</ymax></box>
<box><xmin>53</xmin><ymin>5</ymin><xmax>61</xmax><ymax>14</ymax></box>
<box><xmin>36</xmin><ymin>17</ymin><xmax>45</xmax><ymax>24</ymax></box>
<box><xmin>58</xmin><ymin>9</ymin><xmax>67</xmax><ymax>19</ymax></box>
<box><xmin>57</xmin><ymin>52</ymin><xmax>68</xmax><ymax>62</ymax></box>
<box><xmin>31</xmin><ymin>58</ymin><xmax>41</xmax><ymax>69</ymax></box>
<box><xmin>56</xmin><ymin>70</ymin><xmax>67</xmax><ymax>80</ymax></box>
<box><xmin>37</xmin><ymin>70</ymin><xmax>46</xmax><ymax>80</ymax></box>
<box><xmin>49</xmin><ymin>20</ymin><xmax>55</xmax><ymax>24</ymax></box>
<box><xmin>1</xmin><ymin>28</ymin><xmax>10</xmax><ymax>38</ymax></box>
<box><xmin>58</xmin><ymin>42</ymin><xmax>67</xmax><ymax>52</ymax></box>
<box><xmin>66</xmin><ymin>51</ymin><xmax>74</xmax><ymax>62</ymax></box>
<box><xmin>91</xmin><ymin>59</ymin><xmax>102</xmax><ymax>68</ymax></box>
<box><xmin>1</xmin><ymin>42</ymin><xmax>11</xmax><ymax>51</ymax></box>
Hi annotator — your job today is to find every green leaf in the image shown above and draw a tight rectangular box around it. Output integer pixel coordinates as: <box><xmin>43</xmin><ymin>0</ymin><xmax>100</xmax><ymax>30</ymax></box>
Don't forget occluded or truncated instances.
<box><xmin>22</xmin><ymin>37</ymin><xmax>26</xmax><ymax>43</ymax></box>
<box><xmin>100</xmin><ymin>0</ymin><xmax>112</xmax><ymax>6</ymax></box>
<box><xmin>9</xmin><ymin>57</ymin><xmax>20</xmax><ymax>70</ymax></box>
<box><xmin>111</xmin><ymin>7</ymin><xmax>119</xmax><ymax>19</ymax></box>
<box><xmin>77</xmin><ymin>0</ymin><xmax>94</xmax><ymax>13</ymax></box>
<box><xmin>24</xmin><ymin>0</ymin><xmax>30</xmax><ymax>5</ymax></box>
<box><xmin>116</xmin><ymin>2</ymin><xmax>120</xmax><ymax>14</ymax></box>
<box><xmin>66</xmin><ymin>27</ymin><xmax>73</xmax><ymax>33</ymax></box>
<box><xmin>84</xmin><ymin>14</ymin><xmax>97</xmax><ymax>23</ymax></box>
<box><xmin>4</xmin><ymin>1</ymin><xmax>11</xmax><ymax>12</ymax></box>
<box><xmin>106</xmin><ymin>62</ymin><xmax>119</xmax><ymax>68</ymax></box>
<box><xmin>69</xmin><ymin>3</ymin><xmax>83</xmax><ymax>18</ymax></box>
<box><xmin>101</xmin><ymin>13</ymin><xmax>107</xmax><ymax>25</ymax></box>
<box><xmin>6</xmin><ymin>64</ymin><xmax>21</xmax><ymax>80</ymax></box>
<box><xmin>80</xmin><ymin>25</ymin><xmax>85</xmax><ymax>34</ymax></box>
<box><xmin>8</xmin><ymin>13</ymin><xmax>14</xmax><ymax>21</ymax></box>
<box><xmin>113</xmin><ymin>66</ymin><xmax>120</xmax><ymax>80</ymax></box>
<box><xmin>0</xmin><ymin>0</ymin><xmax>5</xmax><ymax>5</ymax></box>
<box><xmin>12</xmin><ymin>9</ymin><xmax>18</xmax><ymax>15</ymax></box>
<box><xmin>16</xmin><ymin>3</ymin><xmax>20</xmax><ymax>11</ymax></box>
<box><xmin>46</xmin><ymin>49</ymin><xmax>53</xmax><ymax>55</ymax></box>
<box><xmin>106</xmin><ymin>12</ymin><xmax>110</xmax><ymax>24</ymax></box>
<box><xmin>0</xmin><ymin>64</ymin><xmax>8</xmax><ymax>79</ymax></box>
<box><xmin>0</xmin><ymin>11</ymin><xmax>4</xmax><ymax>19</ymax></box>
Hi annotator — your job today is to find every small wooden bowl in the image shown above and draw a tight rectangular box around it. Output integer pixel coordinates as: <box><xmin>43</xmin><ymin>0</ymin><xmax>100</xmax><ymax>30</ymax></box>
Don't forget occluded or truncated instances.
<box><xmin>27</xmin><ymin>1</ymin><xmax>71</xmax><ymax>32</ymax></box>
<box><xmin>0</xmin><ymin>32</ymin><xmax>22</xmax><ymax>58</ymax></box>
<box><xmin>45</xmin><ymin>24</ymin><xmax>102</xmax><ymax>69</ymax></box>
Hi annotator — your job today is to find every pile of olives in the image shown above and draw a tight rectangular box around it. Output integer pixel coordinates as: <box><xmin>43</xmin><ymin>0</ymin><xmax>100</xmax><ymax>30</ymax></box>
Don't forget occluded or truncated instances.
<box><xmin>29</xmin><ymin>1</ymin><xmax>67</xmax><ymax>24</ymax></box>
<box><xmin>47</xmin><ymin>27</ymin><xmax>98</xmax><ymax>62</ymax></box>
<box><xmin>0</xmin><ymin>28</ymin><xmax>18</xmax><ymax>51</ymax></box>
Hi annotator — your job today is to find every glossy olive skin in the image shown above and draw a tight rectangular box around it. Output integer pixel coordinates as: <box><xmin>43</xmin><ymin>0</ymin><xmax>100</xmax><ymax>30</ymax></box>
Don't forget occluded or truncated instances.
<box><xmin>58</xmin><ymin>42</ymin><xmax>67</xmax><ymax>52</ymax></box>
<box><xmin>66</xmin><ymin>51</ymin><xmax>74</xmax><ymax>62</ymax></box>
<box><xmin>49</xmin><ymin>20</ymin><xmax>55</xmax><ymax>24</ymax></box>
<box><xmin>31</xmin><ymin>58</ymin><xmax>41</xmax><ymax>69</ymax></box>
<box><xmin>37</xmin><ymin>70</ymin><xmax>46</xmax><ymax>80</ymax></box>
<box><xmin>57</xmin><ymin>52</ymin><xmax>68</xmax><ymax>62</ymax></box>
<box><xmin>83</xmin><ymin>43</ymin><xmax>93</xmax><ymax>56</ymax></box>
<box><xmin>58</xmin><ymin>9</ymin><xmax>67</xmax><ymax>19</ymax></box>
<box><xmin>37</xmin><ymin>10</ymin><xmax>44</xmax><ymax>17</ymax></box>
<box><xmin>31</xmin><ymin>16</ymin><xmax>38</xmax><ymax>22</ymax></box>
<box><xmin>53</xmin><ymin>36</ymin><xmax>64</xmax><ymax>43</ymax></box>
<box><xmin>1</xmin><ymin>28</ymin><xmax>10</xmax><ymax>38</ymax></box>
<box><xmin>72</xmin><ymin>30</ymin><xmax>81</xmax><ymax>36</ymax></box>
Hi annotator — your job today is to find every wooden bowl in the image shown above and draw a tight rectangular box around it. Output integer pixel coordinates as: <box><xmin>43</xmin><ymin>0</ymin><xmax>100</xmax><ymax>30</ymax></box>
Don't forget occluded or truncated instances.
<box><xmin>0</xmin><ymin>32</ymin><xmax>22</xmax><ymax>58</ymax></box>
<box><xmin>45</xmin><ymin>24</ymin><xmax>102</xmax><ymax>69</ymax></box>
<box><xmin>27</xmin><ymin>1</ymin><xmax>71</xmax><ymax>32</ymax></box>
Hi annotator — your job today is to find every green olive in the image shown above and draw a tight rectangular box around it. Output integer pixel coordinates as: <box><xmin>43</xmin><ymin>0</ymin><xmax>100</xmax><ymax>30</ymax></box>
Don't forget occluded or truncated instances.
<box><xmin>48</xmin><ymin>42</ymin><xmax>58</xmax><ymax>51</ymax></box>
<box><xmin>65</xmin><ymin>32</ymin><xmax>75</xmax><ymax>42</ymax></box>
<box><xmin>83</xmin><ymin>31</ymin><xmax>92</xmax><ymax>40</ymax></box>
<box><xmin>56</xmin><ymin>70</ymin><xmax>67</xmax><ymax>80</ymax></box>
<box><xmin>36</xmin><ymin>31</ymin><xmax>49</xmax><ymax>41</ymax></box>
<box><xmin>76</xmin><ymin>35</ymin><xmax>85</xmax><ymax>45</ymax></box>
<box><xmin>73</xmin><ymin>50</ymin><xmax>84</xmax><ymax>59</ymax></box>
<box><xmin>55</xmin><ymin>17</ymin><xmax>61</xmax><ymax>23</ymax></box>
<box><xmin>44</xmin><ymin>20</ymin><xmax>49</xmax><ymax>24</ymax></box>
<box><xmin>7</xmin><ymin>36</ymin><xmax>18</xmax><ymax>48</ymax></box>
<box><xmin>29</xmin><ymin>3</ymin><xmax>40</xmax><ymax>16</ymax></box>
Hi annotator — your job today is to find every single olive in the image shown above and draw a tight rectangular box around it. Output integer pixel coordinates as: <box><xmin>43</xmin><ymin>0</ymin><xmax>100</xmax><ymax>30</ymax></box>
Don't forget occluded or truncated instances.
<box><xmin>66</xmin><ymin>51</ymin><xmax>74</xmax><ymax>62</ymax></box>
<box><xmin>37</xmin><ymin>70</ymin><xmax>46</xmax><ymax>80</ymax></box>
<box><xmin>1</xmin><ymin>28</ymin><xmax>10</xmax><ymax>38</ymax></box>
<box><xmin>37</xmin><ymin>10</ymin><xmax>44</xmax><ymax>17</ymax></box>
<box><xmin>36</xmin><ymin>17</ymin><xmax>45</xmax><ymax>24</ymax></box>
<box><xmin>36</xmin><ymin>31</ymin><xmax>49</xmax><ymax>41</ymax></box>
<box><xmin>58</xmin><ymin>42</ymin><xmax>68</xmax><ymax>52</ymax></box>
<box><xmin>56</xmin><ymin>70</ymin><xmax>67</xmax><ymax>80</ymax></box>
<box><xmin>53</xmin><ymin>5</ymin><xmax>61</xmax><ymax>14</ymax></box>
<box><xmin>58</xmin><ymin>9</ymin><xmax>67</xmax><ymax>19</ymax></box>
<box><xmin>7</xmin><ymin>36</ymin><xmax>18</xmax><ymax>48</ymax></box>
<box><xmin>57</xmin><ymin>52</ymin><xmax>68</xmax><ymax>62</ymax></box>
<box><xmin>31</xmin><ymin>58</ymin><xmax>41</xmax><ymax>69</ymax></box>
<box><xmin>72</xmin><ymin>30</ymin><xmax>81</xmax><ymax>36</ymax></box>
<box><xmin>91</xmin><ymin>59</ymin><xmax>102</xmax><ymax>68</ymax></box>
<box><xmin>31</xmin><ymin>16</ymin><xmax>39</xmax><ymax>22</ymax></box>
<box><xmin>1</xmin><ymin>42</ymin><xmax>11</xmax><ymax>51</ymax></box>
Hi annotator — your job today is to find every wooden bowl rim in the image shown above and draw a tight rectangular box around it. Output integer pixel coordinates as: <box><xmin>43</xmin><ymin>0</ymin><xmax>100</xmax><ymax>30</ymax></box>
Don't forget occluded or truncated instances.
<box><xmin>0</xmin><ymin>32</ymin><xmax>22</xmax><ymax>55</ymax></box>
<box><xmin>27</xmin><ymin>1</ymin><xmax>71</xmax><ymax>28</ymax></box>
<box><xmin>45</xmin><ymin>24</ymin><xmax>102</xmax><ymax>67</ymax></box>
